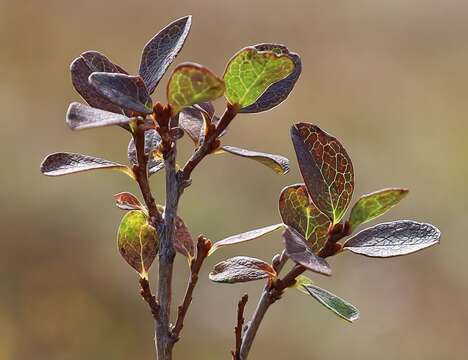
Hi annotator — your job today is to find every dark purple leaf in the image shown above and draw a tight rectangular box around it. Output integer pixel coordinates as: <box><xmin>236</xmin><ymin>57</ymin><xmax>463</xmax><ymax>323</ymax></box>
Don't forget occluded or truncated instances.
<box><xmin>209</xmin><ymin>256</ymin><xmax>276</xmax><ymax>284</ymax></box>
<box><xmin>343</xmin><ymin>220</ymin><xmax>441</xmax><ymax>257</ymax></box>
<box><xmin>139</xmin><ymin>16</ymin><xmax>192</xmax><ymax>94</ymax></box>
<box><xmin>174</xmin><ymin>216</ymin><xmax>195</xmax><ymax>259</ymax></box>
<box><xmin>127</xmin><ymin>129</ymin><xmax>164</xmax><ymax>175</ymax></box>
<box><xmin>179</xmin><ymin>103</ymin><xmax>221</xmax><ymax>145</ymax></box>
<box><xmin>240</xmin><ymin>44</ymin><xmax>301</xmax><ymax>113</ymax></box>
<box><xmin>66</xmin><ymin>102</ymin><xmax>132</xmax><ymax>130</ymax></box>
<box><xmin>283</xmin><ymin>227</ymin><xmax>331</xmax><ymax>276</ymax></box>
<box><xmin>114</xmin><ymin>192</ymin><xmax>145</xmax><ymax>211</ymax></box>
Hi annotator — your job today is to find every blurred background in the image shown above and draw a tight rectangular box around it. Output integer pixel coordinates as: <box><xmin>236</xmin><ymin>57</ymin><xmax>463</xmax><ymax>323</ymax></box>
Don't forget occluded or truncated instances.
<box><xmin>1</xmin><ymin>0</ymin><xmax>466</xmax><ymax>359</ymax></box>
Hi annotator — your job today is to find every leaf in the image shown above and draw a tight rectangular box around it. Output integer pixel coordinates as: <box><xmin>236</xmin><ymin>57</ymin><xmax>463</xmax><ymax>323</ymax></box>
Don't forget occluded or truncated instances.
<box><xmin>282</xmin><ymin>227</ymin><xmax>331</xmax><ymax>276</ymax></box>
<box><xmin>209</xmin><ymin>256</ymin><xmax>276</xmax><ymax>284</ymax></box>
<box><xmin>127</xmin><ymin>129</ymin><xmax>164</xmax><ymax>175</ymax></box>
<box><xmin>174</xmin><ymin>216</ymin><xmax>194</xmax><ymax>259</ymax></box>
<box><xmin>218</xmin><ymin>146</ymin><xmax>289</xmax><ymax>175</ymax></box>
<box><xmin>70</xmin><ymin>51</ymin><xmax>129</xmax><ymax>114</ymax></box>
<box><xmin>291</xmin><ymin>275</ymin><xmax>314</xmax><ymax>294</ymax></box>
<box><xmin>223</xmin><ymin>47</ymin><xmax>294</xmax><ymax>108</ymax></box>
<box><xmin>291</xmin><ymin>123</ymin><xmax>354</xmax><ymax>223</ymax></box>
<box><xmin>303</xmin><ymin>284</ymin><xmax>359</xmax><ymax>323</ymax></box>
<box><xmin>139</xmin><ymin>16</ymin><xmax>192</xmax><ymax>94</ymax></box>
<box><xmin>349</xmin><ymin>188</ymin><xmax>409</xmax><ymax>231</ymax></box>
<box><xmin>167</xmin><ymin>63</ymin><xmax>225</xmax><ymax>114</ymax></box>
<box><xmin>343</xmin><ymin>220</ymin><xmax>441</xmax><ymax>257</ymax></box>
<box><xmin>239</xmin><ymin>44</ymin><xmax>301</xmax><ymax>113</ymax></box>
<box><xmin>210</xmin><ymin>224</ymin><xmax>284</xmax><ymax>255</ymax></box>
<box><xmin>117</xmin><ymin>210</ymin><xmax>159</xmax><ymax>277</ymax></box>
<box><xmin>40</xmin><ymin>152</ymin><xmax>132</xmax><ymax>178</ymax></box>
<box><xmin>89</xmin><ymin>73</ymin><xmax>153</xmax><ymax>115</ymax></box>
<box><xmin>66</xmin><ymin>102</ymin><xmax>133</xmax><ymax>130</ymax></box>
<box><xmin>278</xmin><ymin>184</ymin><xmax>331</xmax><ymax>254</ymax></box>
<box><xmin>114</xmin><ymin>192</ymin><xmax>145</xmax><ymax>211</ymax></box>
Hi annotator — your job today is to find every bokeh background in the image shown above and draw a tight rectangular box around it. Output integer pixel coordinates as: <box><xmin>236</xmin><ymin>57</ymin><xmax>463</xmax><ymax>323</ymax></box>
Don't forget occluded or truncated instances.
<box><xmin>1</xmin><ymin>0</ymin><xmax>467</xmax><ymax>359</ymax></box>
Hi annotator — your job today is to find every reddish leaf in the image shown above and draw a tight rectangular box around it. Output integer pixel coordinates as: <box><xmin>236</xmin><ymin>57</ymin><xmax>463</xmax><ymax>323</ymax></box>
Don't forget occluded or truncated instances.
<box><xmin>114</xmin><ymin>192</ymin><xmax>145</xmax><ymax>211</ymax></box>
<box><xmin>174</xmin><ymin>216</ymin><xmax>195</xmax><ymax>258</ymax></box>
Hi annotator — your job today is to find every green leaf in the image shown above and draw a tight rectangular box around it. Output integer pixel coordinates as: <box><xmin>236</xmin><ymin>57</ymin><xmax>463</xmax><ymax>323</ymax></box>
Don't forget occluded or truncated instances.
<box><xmin>279</xmin><ymin>184</ymin><xmax>331</xmax><ymax>254</ymax></box>
<box><xmin>66</xmin><ymin>102</ymin><xmax>133</xmax><ymax>130</ymax></box>
<box><xmin>114</xmin><ymin>192</ymin><xmax>145</xmax><ymax>211</ymax></box>
<box><xmin>291</xmin><ymin>275</ymin><xmax>314</xmax><ymax>294</ymax></box>
<box><xmin>303</xmin><ymin>284</ymin><xmax>359</xmax><ymax>323</ymax></box>
<box><xmin>209</xmin><ymin>256</ymin><xmax>276</xmax><ymax>284</ymax></box>
<box><xmin>40</xmin><ymin>152</ymin><xmax>133</xmax><ymax>178</ymax></box>
<box><xmin>349</xmin><ymin>188</ymin><xmax>409</xmax><ymax>231</ymax></box>
<box><xmin>291</xmin><ymin>123</ymin><xmax>354</xmax><ymax>223</ymax></box>
<box><xmin>219</xmin><ymin>146</ymin><xmax>290</xmax><ymax>175</ymax></box>
<box><xmin>210</xmin><ymin>224</ymin><xmax>284</xmax><ymax>255</ymax></box>
<box><xmin>223</xmin><ymin>47</ymin><xmax>294</xmax><ymax>108</ymax></box>
<box><xmin>343</xmin><ymin>220</ymin><xmax>440</xmax><ymax>257</ymax></box>
<box><xmin>117</xmin><ymin>210</ymin><xmax>159</xmax><ymax>277</ymax></box>
<box><xmin>167</xmin><ymin>63</ymin><xmax>225</xmax><ymax>114</ymax></box>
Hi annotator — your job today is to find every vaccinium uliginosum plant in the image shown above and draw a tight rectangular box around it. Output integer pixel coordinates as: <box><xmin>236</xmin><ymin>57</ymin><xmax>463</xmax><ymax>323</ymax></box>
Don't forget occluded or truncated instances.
<box><xmin>40</xmin><ymin>16</ymin><xmax>441</xmax><ymax>360</ymax></box>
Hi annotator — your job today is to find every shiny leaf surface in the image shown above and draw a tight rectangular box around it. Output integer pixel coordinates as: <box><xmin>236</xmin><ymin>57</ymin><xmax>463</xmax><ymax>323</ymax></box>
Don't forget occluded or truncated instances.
<box><xmin>220</xmin><ymin>146</ymin><xmax>289</xmax><ymax>175</ymax></box>
<box><xmin>66</xmin><ymin>102</ymin><xmax>132</xmax><ymax>130</ymax></box>
<box><xmin>209</xmin><ymin>256</ymin><xmax>276</xmax><ymax>284</ymax></box>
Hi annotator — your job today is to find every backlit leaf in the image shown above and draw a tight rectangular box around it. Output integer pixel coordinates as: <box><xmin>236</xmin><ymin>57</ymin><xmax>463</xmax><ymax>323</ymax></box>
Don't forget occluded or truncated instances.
<box><xmin>40</xmin><ymin>152</ymin><xmax>132</xmax><ymax>178</ymax></box>
<box><xmin>209</xmin><ymin>256</ymin><xmax>276</xmax><ymax>284</ymax></box>
<box><xmin>291</xmin><ymin>123</ymin><xmax>354</xmax><ymax>223</ymax></box>
<box><xmin>224</xmin><ymin>47</ymin><xmax>294</xmax><ymax>108</ymax></box>
<box><xmin>139</xmin><ymin>16</ymin><xmax>192</xmax><ymax>94</ymax></box>
<box><xmin>282</xmin><ymin>227</ymin><xmax>331</xmax><ymax>276</ymax></box>
<box><xmin>167</xmin><ymin>63</ymin><xmax>225</xmax><ymax>114</ymax></box>
<box><xmin>349</xmin><ymin>188</ymin><xmax>409</xmax><ymax>231</ymax></box>
<box><xmin>278</xmin><ymin>184</ymin><xmax>331</xmax><ymax>254</ymax></box>
<box><xmin>343</xmin><ymin>220</ymin><xmax>441</xmax><ymax>257</ymax></box>
<box><xmin>89</xmin><ymin>73</ymin><xmax>153</xmax><ymax>115</ymax></box>
<box><xmin>219</xmin><ymin>146</ymin><xmax>290</xmax><ymax>175</ymax></box>
<box><xmin>210</xmin><ymin>223</ymin><xmax>284</xmax><ymax>255</ymax></box>
<box><xmin>117</xmin><ymin>210</ymin><xmax>159</xmax><ymax>277</ymax></box>
<box><xmin>303</xmin><ymin>284</ymin><xmax>359</xmax><ymax>323</ymax></box>
<box><xmin>239</xmin><ymin>44</ymin><xmax>301</xmax><ymax>113</ymax></box>
<box><xmin>114</xmin><ymin>192</ymin><xmax>145</xmax><ymax>211</ymax></box>
<box><xmin>291</xmin><ymin>275</ymin><xmax>314</xmax><ymax>294</ymax></box>
<box><xmin>127</xmin><ymin>129</ymin><xmax>164</xmax><ymax>175</ymax></box>
<box><xmin>174</xmin><ymin>216</ymin><xmax>194</xmax><ymax>259</ymax></box>
<box><xmin>66</xmin><ymin>102</ymin><xmax>133</xmax><ymax>130</ymax></box>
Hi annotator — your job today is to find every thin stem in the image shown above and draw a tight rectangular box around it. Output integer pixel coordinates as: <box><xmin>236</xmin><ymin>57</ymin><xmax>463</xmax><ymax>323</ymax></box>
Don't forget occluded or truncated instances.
<box><xmin>232</xmin><ymin>294</ymin><xmax>249</xmax><ymax>360</ymax></box>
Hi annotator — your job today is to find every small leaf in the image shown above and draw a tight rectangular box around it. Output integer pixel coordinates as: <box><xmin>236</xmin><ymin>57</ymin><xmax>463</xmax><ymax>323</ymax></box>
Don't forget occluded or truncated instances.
<box><xmin>40</xmin><ymin>152</ymin><xmax>132</xmax><ymax>178</ymax></box>
<box><xmin>343</xmin><ymin>220</ymin><xmax>441</xmax><ymax>257</ymax></box>
<box><xmin>291</xmin><ymin>123</ymin><xmax>354</xmax><ymax>223</ymax></box>
<box><xmin>66</xmin><ymin>102</ymin><xmax>132</xmax><ymax>130</ymax></box>
<box><xmin>209</xmin><ymin>256</ymin><xmax>276</xmax><ymax>284</ymax></box>
<box><xmin>239</xmin><ymin>44</ymin><xmax>301</xmax><ymax>113</ymax></box>
<box><xmin>117</xmin><ymin>210</ymin><xmax>159</xmax><ymax>277</ymax></box>
<box><xmin>223</xmin><ymin>47</ymin><xmax>294</xmax><ymax>108</ymax></box>
<box><xmin>291</xmin><ymin>275</ymin><xmax>314</xmax><ymax>294</ymax></box>
<box><xmin>349</xmin><ymin>188</ymin><xmax>409</xmax><ymax>231</ymax></box>
<box><xmin>167</xmin><ymin>63</ymin><xmax>225</xmax><ymax>114</ymax></box>
<box><xmin>89</xmin><ymin>73</ymin><xmax>153</xmax><ymax>115</ymax></box>
<box><xmin>127</xmin><ymin>129</ymin><xmax>164</xmax><ymax>175</ymax></box>
<box><xmin>179</xmin><ymin>103</ymin><xmax>218</xmax><ymax>145</ymax></box>
<box><xmin>114</xmin><ymin>192</ymin><xmax>145</xmax><ymax>211</ymax></box>
<box><xmin>174</xmin><ymin>216</ymin><xmax>195</xmax><ymax>259</ymax></box>
<box><xmin>210</xmin><ymin>224</ymin><xmax>284</xmax><ymax>255</ymax></box>
<box><xmin>279</xmin><ymin>184</ymin><xmax>331</xmax><ymax>254</ymax></box>
<box><xmin>139</xmin><ymin>16</ymin><xmax>192</xmax><ymax>94</ymax></box>
<box><xmin>303</xmin><ymin>284</ymin><xmax>359</xmax><ymax>323</ymax></box>
<box><xmin>219</xmin><ymin>146</ymin><xmax>289</xmax><ymax>175</ymax></box>
<box><xmin>283</xmin><ymin>227</ymin><xmax>331</xmax><ymax>276</ymax></box>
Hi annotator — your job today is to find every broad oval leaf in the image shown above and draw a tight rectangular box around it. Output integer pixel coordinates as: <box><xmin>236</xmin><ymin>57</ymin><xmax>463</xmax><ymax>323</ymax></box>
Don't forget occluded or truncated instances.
<box><xmin>114</xmin><ymin>192</ymin><xmax>145</xmax><ymax>211</ymax></box>
<box><xmin>66</xmin><ymin>102</ymin><xmax>132</xmax><ymax>130</ymax></box>
<box><xmin>291</xmin><ymin>123</ymin><xmax>354</xmax><ymax>223</ymax></box>
<box><xmin>209</xmin><ymin>256</ymin><xmax>276</xmax><ymax>284</ymax></box>
<box><xmin>223</xmin><ymin>47</ymin><xmax>294</xmax><ymax>108</ymax></box>
<box><xmin>219</xmin><ymin>146</ymin><xmax>290</xmax><ymax>175</ymax></box>
<box><xmin>117</xmin><ymin>210</ymin><xmax>159</xmax><ymax>277</ymax></box>
<box><xmin>303</xmin><ymin>284</ymin><xmax>359</xmax><ymax>323</ymax></box>
<box><xmin>179</xmin><ymin>103</ymin><xmax>221</xmax><ymax>145</ymax></box>
<box><xmin>210</xmin><ymin>224</ymin><xmax>284</xmax><ymax>255</ymax></box>
<box><xmin>40</xmin><ymin>152</ymin><xmax>132</xmax><ymax>178</ymax></box>
<box><xmin>174</xmin><ymin>216</ymin><xmax>194</xmax><ymax>259</ymax></box>
<box><xmin>167</xmin><ymin>63</ymin><xmax>225</xmax><ymax>114</ymax></box>
<box><xmin>139</xmin><ymin>16</ymin><xmax>192</xmax><ymax>94</ymax></box>
<box><xmin>239</xmin><ymin>44</ymin><xmax>301</xmax><ymax>113</ymax></box>
<box><xmin>343</xmin><ymin>220</ymin><xmax>441</xmax><ymax>257</ymax></box>
<box><xmin>127</xmin><ymin>129</ymin><xmax>164</xmax><ymax>175</ymax></box>
<box><xmin>279</xmin><ymin>184</ymin><xmax>331</xmax><ymax>254</ymax></box>
<box><xmin>89</xmin><ymin>72</ymin><xmax>153</xmax><ymax>115</ymax></box>
<box><xmin>283</xmin><ymin>227</ymin><xmax>331</xmax><ymax>276</ymax></box>
<box><xmin>349</xmin><ymin>188</ymin><xmax>409</xmax><ymax>231</ymax></box>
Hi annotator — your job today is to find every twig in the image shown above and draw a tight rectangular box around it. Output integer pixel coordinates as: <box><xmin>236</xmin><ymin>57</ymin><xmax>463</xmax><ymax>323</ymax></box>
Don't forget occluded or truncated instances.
<box><xmin>139</xmin><ymin>277</ymin><xmax>160</xmax><ymax>320</ymax></box>
<box><xmin>232</xmin><ymin>294</ymin><xmax>249</xmax><ymax>360</ymax></box>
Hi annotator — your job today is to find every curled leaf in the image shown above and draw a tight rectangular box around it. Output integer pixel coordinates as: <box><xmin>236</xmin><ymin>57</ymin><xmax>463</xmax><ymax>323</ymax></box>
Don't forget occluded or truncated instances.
<box><xmin>66</xmin><ymin>102</ymin><xmax>132</xmax><ymax>130</ymax></box>
<box><xmin>209</xmin><ymin>256</ymin><xmax>276</xmax><ymax>284</ymax></box>
<box><xmin>114</xmin><ymin>192</ymin><xmax>145</xmax><ymax>211</ymax></box>
<box><xmin>343</xmin><ymin>220</ymin><xmax>441</xmax><ymax>257</ymax></box>
<box><xmin>127</xmin><ymin>129</ymin><xmax>164</xmax><ymax>175</ymax></box>
<box><xmin>291</xmin><ymin>123</ymin><xmax>354</xmax><ymax>223</ymax></box>
<box><xmin>174</xmin><ymin>216</ymin><xmax>195</xmax><ymax>259</ymax></box>
<box><xmin>179</xmin><ymin>103</ymin><xmax>219</xmax><ymax>145</ymax></box>
<box><xmin>219</xmin><ymin>146</ymin><xmax>289</xmax><ymax>175</ymax></box>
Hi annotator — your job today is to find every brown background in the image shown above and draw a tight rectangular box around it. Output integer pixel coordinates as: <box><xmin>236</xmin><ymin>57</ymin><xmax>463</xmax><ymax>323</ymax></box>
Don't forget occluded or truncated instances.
<box><xmin>1</xmin><ymin>0</ymin><xmax>467</xmax><ymax>359</ymax></box>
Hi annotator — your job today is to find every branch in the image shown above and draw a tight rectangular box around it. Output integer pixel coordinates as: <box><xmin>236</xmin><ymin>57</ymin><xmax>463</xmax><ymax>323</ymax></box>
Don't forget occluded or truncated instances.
<box><xmin>140</xmin><ymin>277</ymin><xmax>160</xmax><ymax>320</ymax></box>
<box><xmin>171</xmin><ymin>235</ymin><xmax>212</xmax><ymax>340</ymax></box>
<box><xmin>232</xmin><ymin>294</ymin><xmax>249</xmax><ymax>360</ymax></box>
